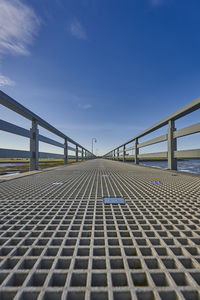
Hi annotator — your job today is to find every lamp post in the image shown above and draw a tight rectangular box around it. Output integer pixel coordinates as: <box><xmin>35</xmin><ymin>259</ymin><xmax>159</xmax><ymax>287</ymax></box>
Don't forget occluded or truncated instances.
<box><xmin>92</xmin><ymin>138</ymin><xmax>97</xmax><ymax>155</ymax></box>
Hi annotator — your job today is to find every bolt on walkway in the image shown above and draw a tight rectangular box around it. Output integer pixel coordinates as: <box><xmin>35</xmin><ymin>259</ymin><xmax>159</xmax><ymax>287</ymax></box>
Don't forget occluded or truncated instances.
<box><xmin>0</xmin><ymin>159</ymin><xmax>200</xmax><ymax>300</ymax></box>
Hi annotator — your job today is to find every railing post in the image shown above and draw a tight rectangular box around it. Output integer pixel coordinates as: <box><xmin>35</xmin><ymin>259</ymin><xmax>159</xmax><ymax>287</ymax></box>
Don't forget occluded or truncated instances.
<box><xmin>135</xmin><ymin>138</ymin><xmax>139</xmax><ymax>165</ymax></box>
<box><xmin>64</xmin><ymin>138</ymin><xmax>68</xmax><ymax>164</ymax></box>
<box><xmin>117</xmin><ymin>148</ymin><xmax>119</xmax><ymax>161</ymax></box>
<box><xmin>30</xmin><ymin>120</ymin><xmax>39</xmax><ymax>171</ymax></box>
<box><xmin>123</xmin><ymin>145</ymin><xmax>126</xmax><ymax>162</ymax></box>
<box><xmin>114</xmin><ymin>150</ymin><xmax>116</xmax><ymax>160</ymax></box>
<box><xmin>82</xmin><ymin>148</ymin><xmax>84</xmax><ymax>161</ymax></box>
<box><xmin>168</xmin><ymin>119</ymin><xmax>177</xmax><ymax>170</ymax></box>
<box><xmin>76</xmin><ymin>145</ymin><xmax>78</xmax><ymax>162</ymax></box>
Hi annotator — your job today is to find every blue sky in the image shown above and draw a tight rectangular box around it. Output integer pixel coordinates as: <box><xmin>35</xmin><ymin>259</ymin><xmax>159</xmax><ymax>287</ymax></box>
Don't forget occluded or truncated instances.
<box><xmin>0</xmin><ymin>0</ymin><xmax>200</xmax><ymax>156</ymax></box>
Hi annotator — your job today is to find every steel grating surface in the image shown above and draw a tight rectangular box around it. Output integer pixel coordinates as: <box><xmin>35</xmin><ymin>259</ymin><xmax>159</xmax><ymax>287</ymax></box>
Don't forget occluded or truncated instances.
<box><xmin>0</xmin><ymin>159</ymin><xmax>199</xmax><ymax>300</ymax></box>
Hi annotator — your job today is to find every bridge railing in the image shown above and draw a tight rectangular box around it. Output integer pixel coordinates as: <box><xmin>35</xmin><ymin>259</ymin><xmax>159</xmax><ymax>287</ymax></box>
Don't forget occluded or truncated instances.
<box><xmin>0</xmin><ymin>90</ymin><xmax>95</xmax><ymax>171</ymax></box>
<box><xmin>103</xmin><ymin>97</ymin><xmax>200</xmax><ymax>170</ymax></box>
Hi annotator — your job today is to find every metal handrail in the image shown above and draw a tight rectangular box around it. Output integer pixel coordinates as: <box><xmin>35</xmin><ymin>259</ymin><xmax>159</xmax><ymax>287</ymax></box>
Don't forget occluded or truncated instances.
<box><xmin>103</xmin><ymin>97</ymin><xmax>200</xmax><ymax>170</ymax></box>
<box><xmin>0</xmin><ymin>90</ymin><xmax>95</xmax><ymax>170</ymax></box>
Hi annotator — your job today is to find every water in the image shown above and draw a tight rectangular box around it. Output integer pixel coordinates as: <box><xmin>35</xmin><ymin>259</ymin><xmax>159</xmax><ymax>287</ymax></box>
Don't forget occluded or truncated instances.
<box><xmin>128</xmin><ymin>159</ymin><xmax>200</xmax><ymax>174</ymax></box>
<box><xmin>0</xmin><ymin>172</ymin><xmax>20</xmax><ymax>177</ymax></box>
<box><xmin>0</xmin><ymin>162</ymin><xmax>25</xmax><ymax>177</ymax></box>
<box><xmin>0</xmin><ymin>163</ymin><xmax>21</xmax><ymax>167</ymax></box>
<box><xmin>1</xmin><ymin>160</ymin><xmax>200</xmax><ymax>176</ymax></box>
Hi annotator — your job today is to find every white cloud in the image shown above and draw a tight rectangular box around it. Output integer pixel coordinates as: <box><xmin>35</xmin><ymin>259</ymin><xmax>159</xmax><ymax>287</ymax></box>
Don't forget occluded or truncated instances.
<box><xmin>0</xmin><ymin>0</ymin><xmax>40</xmax><ymax>56</ymax></box>
<box><xmin>0</xmin><ymin>74</ymin><xmax>15</xmax><ymax>87</ymax></box>
<box><xmin>78</xmin><ymin>103</ymin><xmax>92</xmax><ymax>110</ymax></box>
<box><xmin>0</xmin><ymin>0</ymin><xmax>39</xmax><ymax>86</ymax></box>
<box><xmin>68</xmin><ymin>20</ymin><xmax>87</xmax><ymax>40</ymax></box>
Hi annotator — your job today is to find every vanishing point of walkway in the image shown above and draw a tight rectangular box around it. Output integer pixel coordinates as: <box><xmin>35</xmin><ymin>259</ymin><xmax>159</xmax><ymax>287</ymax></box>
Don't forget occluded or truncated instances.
<box><xmin>0</xmin><ymin>159</ymin><xmax>200</xmax><ymax>300</ymax></box>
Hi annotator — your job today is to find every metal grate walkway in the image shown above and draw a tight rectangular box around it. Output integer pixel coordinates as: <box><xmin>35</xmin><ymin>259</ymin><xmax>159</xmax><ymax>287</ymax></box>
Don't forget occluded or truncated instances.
<box><xmin>0</xmin><ymin>159</ymin><xmax>200</xmax><ymax>300</ymax></box>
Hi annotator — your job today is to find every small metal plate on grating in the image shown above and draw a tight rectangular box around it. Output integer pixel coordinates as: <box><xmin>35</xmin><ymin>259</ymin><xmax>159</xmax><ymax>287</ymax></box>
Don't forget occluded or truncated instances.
<box><xmin>104</xmin><ymin>197</ymin><xmax>125</xmax><ymax>204</ymax></box>
<box><xmin>102</xmin><ymin>174</ymin><xmax>110</xmax><ymax>177</ymax></box>
<box><xmin>151</xmin><ymin>181</ymin><xmax>163</xmax><ymax>184</ymax></box>
<box><xmin>52</xmin><ymin>182</ymin><xmax>64</xmax><ymax>185</ymax></box>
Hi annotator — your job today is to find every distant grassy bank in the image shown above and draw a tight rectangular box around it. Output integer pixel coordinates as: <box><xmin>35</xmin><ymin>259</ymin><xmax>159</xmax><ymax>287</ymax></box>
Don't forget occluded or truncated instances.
<box><xmin>0</xmin><ymin>158</ymin><xmax>82</xmax><ymax>176</ymax></box>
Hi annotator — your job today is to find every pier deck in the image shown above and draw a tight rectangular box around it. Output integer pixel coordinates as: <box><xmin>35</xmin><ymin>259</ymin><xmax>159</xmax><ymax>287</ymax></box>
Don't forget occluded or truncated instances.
<box><xmin>0</xmin><ymin>159</ymin><xmax>200</xmax><ymax>300</ymax></box>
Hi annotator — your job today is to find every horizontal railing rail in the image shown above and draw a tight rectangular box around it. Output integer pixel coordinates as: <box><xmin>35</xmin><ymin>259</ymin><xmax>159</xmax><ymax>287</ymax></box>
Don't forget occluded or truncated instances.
<box><xmin>0</xmin><ymin>90</ymin><xmax>95</xmax><ymax>170</ymax></box>
<box><xmin>103</xmin><ymin>97</ymin><xmax>200</xmax><ymax>170</ymax></box>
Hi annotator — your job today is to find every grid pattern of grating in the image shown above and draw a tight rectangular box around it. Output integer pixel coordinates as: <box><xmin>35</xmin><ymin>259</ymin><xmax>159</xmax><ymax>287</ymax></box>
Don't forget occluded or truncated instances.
<box><xmin>0</xmin><ymin>159</ymin><xmax>200</xmax><ymax>300</ymax></box>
